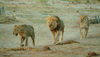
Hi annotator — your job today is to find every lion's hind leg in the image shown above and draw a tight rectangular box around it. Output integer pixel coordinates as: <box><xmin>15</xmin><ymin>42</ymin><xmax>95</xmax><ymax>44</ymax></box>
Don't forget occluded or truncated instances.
<box><xmin>31</xmin><ymin>35</ymin><xmax>35</xmax><ymax>46</ymax></box>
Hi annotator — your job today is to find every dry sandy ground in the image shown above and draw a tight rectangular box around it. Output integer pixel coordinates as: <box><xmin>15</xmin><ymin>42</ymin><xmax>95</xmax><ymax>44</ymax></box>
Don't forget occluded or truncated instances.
<box><xmin>0</xmin><ymin>0</ymin><xmax>100</xmax><ymax>57</ymax></box>
<box><xmin>0</xmin><ymin>23</ymin><xmax>100</xmax><ymax>57</ymax></box>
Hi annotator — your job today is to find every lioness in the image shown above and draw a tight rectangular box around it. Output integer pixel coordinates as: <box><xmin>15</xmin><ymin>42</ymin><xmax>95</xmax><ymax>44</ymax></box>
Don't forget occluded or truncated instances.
<box><xmin>13</xmin><ymin>24</ymin><xmax>35</xmax><ymax>47</ymax></box>
<box><xmin>79</xmin><ymin>16</ymin><xmax>89</xmax><ymax>40</ymax></box>
<box><xmin>46</xmin><ymin>16</ymin><xmax>64</xmax><ymax>44</ymax></box>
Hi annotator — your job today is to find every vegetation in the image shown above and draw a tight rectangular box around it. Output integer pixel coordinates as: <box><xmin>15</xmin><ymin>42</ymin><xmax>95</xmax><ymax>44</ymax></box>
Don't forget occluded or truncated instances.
<box><xmin>0</xmin><ymin>16</ymin><xmax>18</xmax><ymax>24</ymax></box>
<box><xmin>39</xmin><ymin>0</ymin><xmax>47</xmax><ymax>2</ymax></box>
<box><xmin>61</xmin><ymin>0</ymin><xmax>78</xmax><ymax>2</ymax></box>
<box><xmin>86</xmin><ymin>0</ymin><xmax>90</xmax><ymax>3</ymax></box>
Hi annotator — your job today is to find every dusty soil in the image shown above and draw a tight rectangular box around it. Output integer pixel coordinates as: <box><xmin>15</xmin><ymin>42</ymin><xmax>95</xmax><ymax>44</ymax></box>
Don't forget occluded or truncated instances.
<box><xmin>0</xmin><ymin>0</ymin><xmax>100</xmax><ymax>57</ymax></box>
<box><xmin>0</xmin><ymin>23</ymin><xmax>100</xmax><ymax>57</ymax></box>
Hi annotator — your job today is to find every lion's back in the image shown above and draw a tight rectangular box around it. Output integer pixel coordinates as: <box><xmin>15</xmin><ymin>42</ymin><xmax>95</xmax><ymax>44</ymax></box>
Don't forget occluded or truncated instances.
<box><xmin>14</xmin><ymin>24</ymin><xmax>34</xmax><ymax>36</ymax></box>
<box><xmin>22</xmin><ymin>24</ymin><xmax>34</xmax><ymax>35</ymax></box>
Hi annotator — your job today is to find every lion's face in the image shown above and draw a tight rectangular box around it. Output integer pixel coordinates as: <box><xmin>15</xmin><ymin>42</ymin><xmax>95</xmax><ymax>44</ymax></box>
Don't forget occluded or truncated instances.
<box><xmin>13</xmin><ymin>25</ymin><xmax>20</xmax><ymax>36</ymax></box>
<box><xmin>80</xmin><ymin>16</ymin><xmax>88</xmax><ymax>23</ymax></box>
<box><xmin>47</xmin><ymin>20</ymin><xmax>57</xmax><ymax>30</ymax></box>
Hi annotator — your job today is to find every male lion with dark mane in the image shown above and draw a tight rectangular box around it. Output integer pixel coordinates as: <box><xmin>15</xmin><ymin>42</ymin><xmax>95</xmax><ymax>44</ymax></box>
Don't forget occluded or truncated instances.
<box><xmin>79</xmin><ymin>15</ymin><xmax>89</xmax><ymax>40</ymax></box>
<box><xmin>13</xmin><ymin>24</ymin><xmax>35</xmax><ymax>47</ymax></box>
<box><xmin>46</xmin><ymin>16</ymin><xmax>64</xmax><ymax>44</ymax></box>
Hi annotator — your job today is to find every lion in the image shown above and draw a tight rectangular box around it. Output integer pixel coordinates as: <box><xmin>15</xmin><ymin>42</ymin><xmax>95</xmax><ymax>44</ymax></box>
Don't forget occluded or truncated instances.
<box><xmin>46</xmin><ymin>16</ymin><xmax>64</xmax><ymax>44</ymax></box>
<box><xmin>79</xmin><ymin>15</ymin><xmax>89</xmax><ymax>40</ymax></box>
<box><xmin>13</xmin><ymin>24</ymin><xmax>35</xmax><ymax>47</ymax></box>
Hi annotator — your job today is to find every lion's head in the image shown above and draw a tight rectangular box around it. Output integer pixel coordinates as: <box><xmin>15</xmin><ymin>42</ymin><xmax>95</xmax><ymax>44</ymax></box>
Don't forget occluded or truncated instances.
<box><xmin>80</xmin><ymin>15</ymin><xmax>88</xmax><ymax>23</ymax></box>
<box><xmin>46</xmin><ymin>16</ymin><xmax>60</xmax><ymax>31</ymax></box>
<box><xmin>13</xmin><ymin>25</ymin><xmax>21</xmax><ymax>36</ymax></box>
<box><xmin>47</xmin><ymin>20</ymin><xmax>57</xmax><ymax>30</ymax></box>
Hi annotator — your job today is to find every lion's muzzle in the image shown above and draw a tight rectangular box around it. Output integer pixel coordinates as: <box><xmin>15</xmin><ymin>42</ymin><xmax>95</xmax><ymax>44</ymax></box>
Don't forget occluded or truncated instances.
<box><xmin>13</xmin><ymin>32</ymin><xmax>18</xmax><ymax>36</ymax></box>
<box><xmin>16</xmin><ymin>33</ymin><xmax>18</xmax><ymax>36</ymax></box>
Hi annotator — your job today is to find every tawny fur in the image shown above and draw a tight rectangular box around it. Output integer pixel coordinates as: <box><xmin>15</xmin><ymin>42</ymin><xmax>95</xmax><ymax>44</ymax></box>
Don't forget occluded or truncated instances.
<box><xmin>46</xmin><ymin>16</ymin><xmax>64</xmax><ymax>44</ymax></box>
<box><xmin>13</xmin><ymin>24</ymin><xmax>35</xmax><ymax>47</ymax></box>
<box><xmin>79</xmin><ymin>15</ymin><xmax>89</xmax><ymax>40</ymax></box>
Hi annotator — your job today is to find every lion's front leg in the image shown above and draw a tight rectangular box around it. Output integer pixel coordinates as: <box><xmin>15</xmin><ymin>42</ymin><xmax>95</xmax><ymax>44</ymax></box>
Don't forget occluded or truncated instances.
<box><xmin>20</xmin><ymin>37</ymin><xmax>25</xmax><ymax>47</ymax></box>
<box><xmin>51</xmin><ymin>31</ymin><xmax>56</xmax><ymax>44</ymax></box>
<box><xmin>55</xmin><ymin>31</ymin><xmax>60</xmax><ymax>42</ymax></box>
<box><xmin>59</xmin><ymin>30</ymin><xmax>64</xmax><ymax>43</ymax></box>
<box><xmin>85</xmin><ymin>28</ymin><xmax>88</xmax><ymax>38</ymax></box>
<box><xmin>24</xmin><ymin>37</ymin><xmax>28</xmax><ymax>47</ymax></box>
<box><xmin>80</xmin><ymin>28</ymin><xmax>84</xmax><ymax>40</ymax></box>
